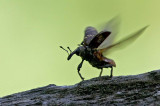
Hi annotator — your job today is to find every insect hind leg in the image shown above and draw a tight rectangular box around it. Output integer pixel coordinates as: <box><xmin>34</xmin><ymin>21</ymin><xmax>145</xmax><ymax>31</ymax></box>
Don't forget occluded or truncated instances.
<box><xmin>110</xmin><ymin>66</ymin><xmax>113</xmax><ymax>78</ymax></box>
<box><xmin>99</xmin><ymin>65</ymin><xmax>113</xmax><ymax>78</ymax></box>
<box><xmin>99</xmin><ymin>68</ymin><xmax>103</xmax><ymax>77</ymax></box>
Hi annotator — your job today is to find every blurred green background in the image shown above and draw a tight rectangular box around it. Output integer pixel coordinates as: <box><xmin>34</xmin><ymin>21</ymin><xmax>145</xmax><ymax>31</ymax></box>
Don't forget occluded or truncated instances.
<box><xmin>0</xmin><ymin>0</ymin><xmax>159</xmax><ymax>97</ymax></box>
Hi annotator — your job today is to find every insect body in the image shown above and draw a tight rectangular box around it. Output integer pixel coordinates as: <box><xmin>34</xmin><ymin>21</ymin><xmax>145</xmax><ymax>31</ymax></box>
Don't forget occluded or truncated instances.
<box><xmin>60</xmin><ymin>19</ymin><xmax>148</xmax><ymax>81</ymax></box>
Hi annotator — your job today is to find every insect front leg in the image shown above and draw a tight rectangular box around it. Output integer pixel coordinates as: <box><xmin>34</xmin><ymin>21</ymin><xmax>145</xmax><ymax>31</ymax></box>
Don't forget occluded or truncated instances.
<box><xmin>77</xmin><ymin>59</ymin><xmax>85</xmax><ymax>81</ymax></box>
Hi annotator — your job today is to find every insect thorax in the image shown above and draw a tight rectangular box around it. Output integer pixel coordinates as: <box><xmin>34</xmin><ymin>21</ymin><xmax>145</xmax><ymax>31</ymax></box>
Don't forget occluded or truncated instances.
<box><xmin>76</xmin><ymin>46</ymin><xmax>97</xmax><ymax>61</ymax></box>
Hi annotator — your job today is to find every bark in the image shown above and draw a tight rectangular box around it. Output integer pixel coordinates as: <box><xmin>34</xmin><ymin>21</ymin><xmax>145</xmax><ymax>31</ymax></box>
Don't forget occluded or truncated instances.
<box><xmin>0</xmin><ymin>70</ymin><xmax>160</xmax><ymax>106</ymax></box>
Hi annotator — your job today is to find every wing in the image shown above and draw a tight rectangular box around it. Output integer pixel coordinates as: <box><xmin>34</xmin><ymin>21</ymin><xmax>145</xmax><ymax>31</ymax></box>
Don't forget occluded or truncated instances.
<box><xmin>81</xmin><ymin>26</ymin><xmax>98</xmax><ymax>46</ymax></box>
<box><xmin>100</xmin><ymin>26</ymin><xmax>149</xmax><ymax>55</ymax></box>
<box><xmin>88</xmin><ymin>31</ymin><xmax>111</xmax><ymax>48</ymax></box>
<box><xmin>97</xmin><ymin>16</ymin><xmax>121</xmax><ymax>50</ymax></box>
<box><xmin>86</xmin><ymin>16</ymin><xmax>120</xmax><ymax>49</ymax></box>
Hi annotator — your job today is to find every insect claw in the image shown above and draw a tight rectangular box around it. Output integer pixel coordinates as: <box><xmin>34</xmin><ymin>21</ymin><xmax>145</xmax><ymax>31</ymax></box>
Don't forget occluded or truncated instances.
<box><xmin>110</xmin><ymin>75</ymin><xmax>113</xmax><ymax>78</ymax></box>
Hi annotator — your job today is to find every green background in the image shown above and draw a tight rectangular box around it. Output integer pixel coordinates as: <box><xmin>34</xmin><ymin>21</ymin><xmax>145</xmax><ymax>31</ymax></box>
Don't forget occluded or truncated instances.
<box><xmin>0</xmin><ymin>0</ymin><xmax>159</xmax><ymax>97</ymax></box>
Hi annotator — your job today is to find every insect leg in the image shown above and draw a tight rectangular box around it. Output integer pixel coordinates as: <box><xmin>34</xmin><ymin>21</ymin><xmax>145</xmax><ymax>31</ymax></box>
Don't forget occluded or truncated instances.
<box><xmin>77</xmin><ymin>59</ymin><xmax>85</xmax><ymax>81</ymax></box>
<box><xmin>110</xmin><ymin>66</ymin><xmax>113</xmax><ymax>78</ymax></box>
<box><xmin>99</xmin><ymin>68</ymin><xmax>103</xmax><ymax>77</ymax></box>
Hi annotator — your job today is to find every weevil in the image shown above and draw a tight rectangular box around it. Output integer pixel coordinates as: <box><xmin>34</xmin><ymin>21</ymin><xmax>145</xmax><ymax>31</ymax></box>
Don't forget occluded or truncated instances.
<box><xmin>60</xmin><ymin>18</ymin><xmax>148</xmax><ymax>81</ymax></box>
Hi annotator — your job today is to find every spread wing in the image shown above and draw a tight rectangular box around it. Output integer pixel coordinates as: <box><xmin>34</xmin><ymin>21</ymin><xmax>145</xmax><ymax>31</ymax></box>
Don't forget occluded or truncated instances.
<box><xmin>97</xmin><ymin>16</ymin><xmax>121</xmax><ymax>50</ymax></box>
<box><xmin>84</xmin><ymin>16</ymin><xmax>120</xmax><ymax>49</ymax></box>
<box><xmin>88</xmin><ymin>31</ymin><xmax>111</xmax><ymax>48</ymax></box>
<box><xmin>100</xmin><ymin>26</ymin><xmax>149</xmax><ymax>55</ymax></box>
<box><xmin>81</xmin><ymin>26</ymin><xmax>98</xmax><ymax>46</ymax></box>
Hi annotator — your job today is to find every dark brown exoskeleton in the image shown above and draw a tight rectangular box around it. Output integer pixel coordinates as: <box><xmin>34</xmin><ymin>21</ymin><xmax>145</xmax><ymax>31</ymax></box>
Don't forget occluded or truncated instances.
<box><xmin>60</xmin><ymin>18</ymin><xmax>148</xmax><ymax>81</ymax></box>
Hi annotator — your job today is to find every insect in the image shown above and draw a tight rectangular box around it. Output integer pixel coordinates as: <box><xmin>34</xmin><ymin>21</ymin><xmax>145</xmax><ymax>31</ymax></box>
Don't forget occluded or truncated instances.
<box><xmin>60</xmin><ymin>17</ymin><xmax>148</xmax><ymax>81</ymax></box>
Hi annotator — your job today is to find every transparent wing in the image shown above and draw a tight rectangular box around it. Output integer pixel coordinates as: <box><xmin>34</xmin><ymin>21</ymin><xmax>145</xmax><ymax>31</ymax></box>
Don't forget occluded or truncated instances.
<box><xmin>100</xmin><ymin>26</ymin><xmax>149</xmax><ymax>55</ymax></box>
<box><xmin>97</xmin><ymin>15</ymin><xmax>121</xmax><ymax>50</ymax></box>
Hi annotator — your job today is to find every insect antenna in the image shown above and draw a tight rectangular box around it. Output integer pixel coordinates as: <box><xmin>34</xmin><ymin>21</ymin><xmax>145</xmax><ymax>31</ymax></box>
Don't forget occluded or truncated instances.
<box><xmin>67</xmin><ymin>47</ymin><xmax>72</xmax><ymax>53</ymax></box>
<box><xmin>60</xmin><ymin>46</ymin><xmax>69</xmax><ymax>55</ymax></box>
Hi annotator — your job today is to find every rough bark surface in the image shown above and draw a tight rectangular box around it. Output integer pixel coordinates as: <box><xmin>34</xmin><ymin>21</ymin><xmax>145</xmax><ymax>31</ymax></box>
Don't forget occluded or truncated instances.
<box><xmin>0</xmin><ymin>70</ymin><xmax>160</xmax><ymax>106</ymax></box>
